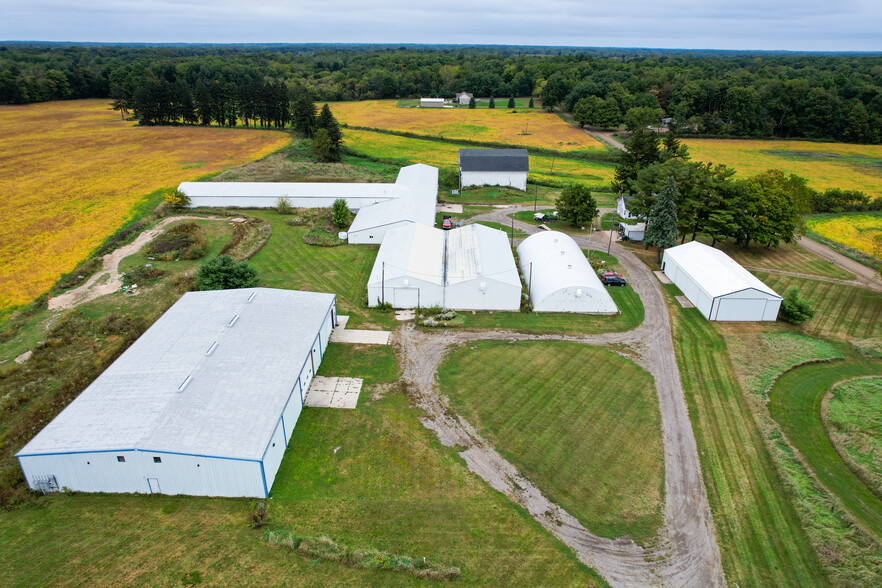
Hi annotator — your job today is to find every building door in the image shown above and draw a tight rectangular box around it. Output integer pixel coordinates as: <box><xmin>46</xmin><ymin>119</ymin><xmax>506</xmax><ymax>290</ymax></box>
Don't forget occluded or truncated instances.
<box><xmin>147</xmin><ymin>478</ymin><xmax>161</xmax><ymax>494</ymax></box>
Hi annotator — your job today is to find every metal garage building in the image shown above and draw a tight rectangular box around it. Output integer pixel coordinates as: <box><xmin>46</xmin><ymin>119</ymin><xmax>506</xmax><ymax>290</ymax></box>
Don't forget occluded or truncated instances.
<box><xmin>459</xmin><ymin>149</ymin><xmax>529</xmax><ymax>192</ymax></box>
<box><xmin>517</xmin><ymin>231</ymin><xmax>618</xmax><ymax>314</ymax></box>
<box><xmin>662</xmin><ymin>241</ymin><xmax>782</xmax><ymax>321</ymax></box>
<box><xmin>367</xmin><ymin>223</ymin><xmax>521</xmax><ymax>310</ymax></box>
<box><xmin>16</xmin><ymin>288</ymin><xmax>336</xmax><ymax>498</ymax></box>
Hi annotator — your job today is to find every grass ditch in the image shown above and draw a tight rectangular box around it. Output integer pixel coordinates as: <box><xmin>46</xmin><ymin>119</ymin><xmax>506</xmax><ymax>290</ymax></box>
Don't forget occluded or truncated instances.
<box><xmin>263</xmin><ymin>530</ymin><xmax>461</xmax><ymax>580</ymax></box>
<box><xmin>825</xmin><ymin>377</ymin><xmax>882</xmax><ymax>497</ymax></box>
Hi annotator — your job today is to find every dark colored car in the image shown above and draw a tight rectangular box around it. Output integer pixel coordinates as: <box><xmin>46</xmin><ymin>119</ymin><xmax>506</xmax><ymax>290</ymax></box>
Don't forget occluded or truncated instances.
<box><xmin>601</xmin><ymin>273</ymin><xmax>627</xmax><ymax>286</ymax></box>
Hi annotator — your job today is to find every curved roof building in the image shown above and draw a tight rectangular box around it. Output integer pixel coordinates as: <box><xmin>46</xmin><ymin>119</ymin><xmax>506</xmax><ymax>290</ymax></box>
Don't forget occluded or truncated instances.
<box><xmin>516</xmin><ymin>231</ymin><xmax>617</xmax><ymax>314</ymax></box>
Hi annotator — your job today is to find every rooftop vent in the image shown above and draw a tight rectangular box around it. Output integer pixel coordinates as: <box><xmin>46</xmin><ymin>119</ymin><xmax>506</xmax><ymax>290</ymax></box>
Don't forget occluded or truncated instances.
<box><xmin>246</xmin><ymin>292</ymin><xmax>256</xmax><ymax>303</ymax></box>
<box><xmin>177</xmin><ymin>375</ymin><xmax>193</xmax><ymax>393</ymax></box>
<box><xmin>227</xmin><ymin>314</ymin><xmax>240</xmax><ymax>327</ymax></box>
<box><xmin>205</xmin><ymin>341</ymin><xmax>218</xmax><ymax>356</ymax></box>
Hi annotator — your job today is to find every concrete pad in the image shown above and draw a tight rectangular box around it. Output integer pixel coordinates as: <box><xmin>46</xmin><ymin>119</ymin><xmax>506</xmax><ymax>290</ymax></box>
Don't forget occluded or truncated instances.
<box><xmin>330</xmin><ymin>314</ymin><xmax>390</xmax><ymax>344</ymax></box>
<box><xmin>305</xmin><ymin>376</ymin><xmax>363</xmax><ymax>409</ymax></box>
<box><xmin>336</xmin><ymin>315</ymin><xmax>350</xmax><ymax>329</ymax></box>
<box><xmin>675</xmin><ymin>296</ymin><xmax>694</xmax><ymax>308</ymax></box>
<box><xmin>395</xmin><ymin>310</ymin><xmax>416</xmax><ymax>321</ymax></box>
<box><xmin>436</xmin><ymin>203</ymin><xmax>463</xmax><ymax>214</ymax></box>
<box><xmin>654</xmin><ymin>271</ymin><xmax>673</xmax><ymax>284</ymax></box>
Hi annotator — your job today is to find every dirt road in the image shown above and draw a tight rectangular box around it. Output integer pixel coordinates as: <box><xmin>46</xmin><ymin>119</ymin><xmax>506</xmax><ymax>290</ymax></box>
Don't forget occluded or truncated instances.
<box><xmin>796</xmin><ymin>236</ymin><xmax>882</xmax><ymax>292</ymax></box>
<box><xmin>397</xmin><ymin>218</ymin><xmax>725</xmax><ymax>586</ymax></box>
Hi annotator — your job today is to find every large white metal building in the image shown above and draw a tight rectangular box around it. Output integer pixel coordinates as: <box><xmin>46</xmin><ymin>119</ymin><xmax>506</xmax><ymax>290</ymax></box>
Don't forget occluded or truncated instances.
<box><xmin>367</xmin><ymin>223</ymin><xmax>521</xmax><ymax>310</ymax></box>
<box><xmin>16</xmin><ymin>288</ymin><xmax>337</xmax><ymax>498</ymax></box>
<box><xmin>177</xmin><ymin>164</ymin><xmax>438</xmax><ymax>244</ymax></box>
<box><xmin>517</xmin><ymin>231</ymin><xmax>618</xmax><ymax>314</ymax></box>
<box><xmin>662</xmin><ymin>241</ymin><xmax>782</xmax><ymax>321</ymax></box>
<box><xmin>459</xmin><ymin>149</ymin><xmax>529</xmax><ymax>191</ymax></box>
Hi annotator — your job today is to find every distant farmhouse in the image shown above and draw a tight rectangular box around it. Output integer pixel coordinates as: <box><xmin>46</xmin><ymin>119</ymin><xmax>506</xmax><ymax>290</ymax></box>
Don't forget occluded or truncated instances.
<box><xmin>178</xmin><ymin>164</ymin><xmax>438</xmax><ymax>244</ymax></box>
<box><xmin>459</xmin><ymin>148</ymin><xmax>529</xmax><ymax>192</ymax></box>
<box><xmin>17</xmin><ymin>288</ymin><xmax>337</xmax><ymax>498</ymax></box>
<box><xmin>456</xmin><ymin>92</ymin><xmax>473</xmax><ymax>105</ymax></box>
<box><xmin>662</xmin><ymin>241</ymin><xmax>782</xmax><ymax>321</ymax></box>
<box><xmin>617</xmin><ymin>194</ymin><xmax>639</xmax><ymax>220</ymax></box>
<box><xmin>420</xmin><ymin>98</ymin><xmax>445</xmax><ymax>108</ymax></box>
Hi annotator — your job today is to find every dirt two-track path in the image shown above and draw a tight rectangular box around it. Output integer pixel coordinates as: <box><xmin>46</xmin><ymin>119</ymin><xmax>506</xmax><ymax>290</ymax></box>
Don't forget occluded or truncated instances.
<box><xmin>396</xmin><ymin>213</ymin><xmax>725</xmax><ymax>586</ymax></box>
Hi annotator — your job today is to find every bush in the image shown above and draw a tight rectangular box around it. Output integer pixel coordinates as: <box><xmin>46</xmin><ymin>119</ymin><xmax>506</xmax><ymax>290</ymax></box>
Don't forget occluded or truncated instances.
<box><xmin>121</xmin><ymin>265</ymin><xmax>167</xmax><ymax>288</ymax></box>
<box><xmin>276</xmin><ymin>196</ymin><xmax>294</xmax><ymax>215</ymax></box>
<box><xmin>195</xmin><ymin>255</ymin><xmax>259</xmax><ymax>291</ymax></box>
<box><xmin>302</xmin><ymin>225</ymin><xmax>345</xmax><ymax>247</ymax></box>
<box><xmin>331</xmin><ymin>198</ymin><xmax>350</xmax><ymax>228</ymax></box>
<box><xmin>250</xmin><ymin>501</ymin><xmax>269</xmax><ymax>528</ymax></box>
<box><xmin>779</xmin><ymin>288</ymin><xmax>817</xmax><ymax>324</ymax></box>
<box><xmin>164</xmin><ymin>188</ymin><xmax>190</xmax><ymax>209</ymax></box>
<box><xmin>147</xmin><ymin>223</ymin><xmax>207</xmax><ymax>261</ymax></box>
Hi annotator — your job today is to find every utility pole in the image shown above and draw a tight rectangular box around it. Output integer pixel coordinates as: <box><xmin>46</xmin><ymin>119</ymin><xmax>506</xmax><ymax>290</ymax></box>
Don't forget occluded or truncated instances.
<box><xmin>533</xmin><ymin>187</ymin><xmax>538</xmax><ymax>213</ymax></box>
<box><xmin>510</xmin><ymin>217</ymin><xmax>515</xmax><ymax>247</ymax></box>
<box><xmin>607</xmin><ymin>219</ymin><xmax>614</xmax><ymax>254</ymax></box>
<box><xmin>381</xmin><ymin>262</ymin><xmax>385</xmax><ymax>306</ymax></box>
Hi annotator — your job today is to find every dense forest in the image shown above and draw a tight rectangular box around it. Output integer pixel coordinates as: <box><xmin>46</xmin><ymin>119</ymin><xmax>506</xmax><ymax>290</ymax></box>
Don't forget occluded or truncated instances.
<box><xmin>1</xmin><ymin>43</ymin><xmax>881</xmax><ymax>143</ymax></box>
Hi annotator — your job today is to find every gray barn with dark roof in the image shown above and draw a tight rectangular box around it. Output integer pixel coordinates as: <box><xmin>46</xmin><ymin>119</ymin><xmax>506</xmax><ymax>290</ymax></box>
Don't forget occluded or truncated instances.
<box><xmin>459</xmin><ymin>148</ymin><xmax>529</xmax><ymax>191</ymax></box>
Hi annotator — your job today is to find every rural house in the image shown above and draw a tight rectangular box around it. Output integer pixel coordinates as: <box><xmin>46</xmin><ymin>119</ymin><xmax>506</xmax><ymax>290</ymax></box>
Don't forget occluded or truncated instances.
<box><xmin>456</xmin><ymin>92</ymin><xmax>474</xmax><ymax>105</ymax></box>
<box><xmin>616</xmin><ymin>194</ymin><xmax>638</xmax><ymax>220</ymax></box>
<box><xmin>459</xmin><ymin>148</ymin><xmax>529</xmax><ymax>191</ymax></box>
<box><xmin>662</xmin><ymin>241</ymin><xmax>782</xmax><ymax>321</ymax></box>
<box><xmin>17</xmin><ymin>288</ymin><xmax>337</xmax><ymax>498</ymax></box>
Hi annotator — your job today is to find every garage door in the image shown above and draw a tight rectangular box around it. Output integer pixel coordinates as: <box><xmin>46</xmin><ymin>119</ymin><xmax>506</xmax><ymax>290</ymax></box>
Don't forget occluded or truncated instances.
<box><xmin>393</xmin><ymin>288</ymin><xmax>419</xmax><ymax>308</ymax></box>
<box><xmin>714</xmin><ymin>297</ymin><xmax>767</xmax><ymax>321</ymax></box>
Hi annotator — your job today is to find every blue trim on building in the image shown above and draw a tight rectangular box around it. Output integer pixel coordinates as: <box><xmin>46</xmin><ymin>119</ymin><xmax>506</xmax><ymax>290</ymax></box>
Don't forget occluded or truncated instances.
<box><xmin>17</xmin><ymin>447</ymin><xmax>261</xmax><ymax>463</ymax></box>
<box><xmin>259</xmin><ymin>461</ymin><xmax>268</xmax><ymax>498</ymax></box>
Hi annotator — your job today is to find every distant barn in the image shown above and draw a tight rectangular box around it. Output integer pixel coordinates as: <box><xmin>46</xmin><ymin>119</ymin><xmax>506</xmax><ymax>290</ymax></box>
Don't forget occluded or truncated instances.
<box><xmin>420</xmin><ymin>98</ymin><xmax>445</xmax><ymax>108</ymax></box>
<box><xmin>459</xmin><ymin>148</ymin><xmax>529</xmax><ymax>192</ymax></box>
<box><xmin>662</xmin><ymin>241</ymin><xmax>782</xmax><ymax>321</ymax></box>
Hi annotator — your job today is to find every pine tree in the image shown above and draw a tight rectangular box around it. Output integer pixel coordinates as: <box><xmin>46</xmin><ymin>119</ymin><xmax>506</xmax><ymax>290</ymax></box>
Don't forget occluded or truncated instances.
<box><xmin>507</xmin><ymin>96</ymin><xmax>515</xmax><ymax>108</ymax></box>
<box><xmin>316</xmin><ymin>103</ymin><xmax>343</xmax><ymax>161</ymax></box>
<box><xmin>468</xmin><ymin>96</ymin><xmax>476</xmax><ymax>109</ymax></box>
<box><xmin>488</xmin><ymin>96</ymin><xmax>495</xmax><ymax>109</ymax></box>
<box><xmin>644</xmin><ymin>176</ymin><xmax>679</xmax><ymax>263</ymax></box>
<box><xmin>528</xmin><ymin>96</ymin><xmax>534</xmax><ymax>108</ymax></box>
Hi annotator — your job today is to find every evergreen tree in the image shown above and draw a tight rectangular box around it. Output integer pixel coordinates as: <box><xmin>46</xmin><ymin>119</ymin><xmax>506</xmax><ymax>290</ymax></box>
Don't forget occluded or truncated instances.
<box><xmin>332</xmin><ymin>198</ymin><xmax>350</xmax><ymax>228</ymax></box>
<box><xmin>507</xmin><ymin>96</ymin><xmax>515</xmax><ymax>108</ymax></box>
<box><xmin>316</xmin><ymin>103</ymin><xmax>343</xmax><ymax>161</ymax></box>
<box><xmin>556</xmin><ymin>184</ymin><xmax>597</xmax><ymax>227</ymax></box>
<box><xmin>196</xmin><ymin>256</ymin><xmax>259</xmax><ymax>291</ymax></box>
<box><xmin>468</xmin><ymin>96</ymin><xmax>476</xmax><ymax>109</ymax></box>
<box><xmin>528</xmin><ymin>96</ymin><xmax>534</xmax><ymax>108</ymax></box>
<box><xmin>488</xmin><ymin>96</ymin><xmax>495</xmax><ymax>109</ymax></box>
<box><xmin>644</xmin><ymin>176</ymin><xmax>679</xmax><ymax>263</ymax></box>
<box><xmin>613</xmin><ymin>128</ymin><xmax>661</xmax><ymax>195</ymax></box>
<box><xmin>292</xmin><ymin>94</ymin><xmax>317</xmax><ymax>137</ymax></box>
<box><xmin>312</xmin><ymin>128</ymin><xmax>335</xmax><ymax>162</ymax></box>
<box><xmin>778</xmin><ymin>289</ymin><xmax>816</xmax><ymax>324</ymax></box>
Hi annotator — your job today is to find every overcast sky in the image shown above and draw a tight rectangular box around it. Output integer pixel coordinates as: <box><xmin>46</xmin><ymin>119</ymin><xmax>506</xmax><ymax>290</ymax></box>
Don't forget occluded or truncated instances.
<box><xmin>1</xmin><ymin>0</ymin><xmax>880</xmax><ymax>52</ymax></box>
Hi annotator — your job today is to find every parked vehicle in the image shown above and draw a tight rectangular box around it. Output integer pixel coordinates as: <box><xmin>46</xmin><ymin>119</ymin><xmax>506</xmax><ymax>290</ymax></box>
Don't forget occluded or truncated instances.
<box><xmin>601</xmin><ymin>273</ymin><xmax>627</xmax><ymax>286</ymax></box>
<box><xmin>442</xmin><ymin>217</ymin><xmax>452</xmax><ymax>230</ymax></box>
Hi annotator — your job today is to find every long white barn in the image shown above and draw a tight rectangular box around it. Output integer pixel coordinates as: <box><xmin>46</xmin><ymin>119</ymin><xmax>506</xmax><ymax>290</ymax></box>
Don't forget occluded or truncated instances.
<box><xmin>517</xmin><ymin>231</ymin><xmax>617</xmax><ymax>314</ymax></box>
<box><xmin>367</xmin><ymin>223</ymin><xmax>521</xmax><ymax>310</ymax></box>
<box><xmin>16</xmin><ymin>288</ymin><xmax>336</xmax><ymax>498</ymax></box>
<box><xmin>178</xmin><ymin>164</ymin><xmax>439</xmax><ymax>244</ymax></box>
<box><xmin>662</xmin><ymin>241</ymin><xmax>782</xmax><ymax>321</ymax></box>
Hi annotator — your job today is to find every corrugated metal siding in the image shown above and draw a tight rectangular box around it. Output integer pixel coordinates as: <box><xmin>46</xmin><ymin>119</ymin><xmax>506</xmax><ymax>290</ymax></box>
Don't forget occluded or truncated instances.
<box><xmin>261</xmin><ymin>420</ymin><xmax>286</xmax><ymax>494</ymax></box>
<box><xmin>461</xmin><ymin>171</ymin><xmax>527</xmax><ymax>191</ymax></box>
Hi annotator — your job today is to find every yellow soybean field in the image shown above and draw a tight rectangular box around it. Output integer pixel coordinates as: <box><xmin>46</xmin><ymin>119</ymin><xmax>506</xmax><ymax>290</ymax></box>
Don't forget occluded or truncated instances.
<box><xmin>0</xmin><ymin>99</ymin><xmax>289</xmax><ymax>311</ymax></box>
<box><xmin>682</xmin><ymin>139</ymin><xmax>882</xmax><ymax>199</ymax></box>
<box><xmin>331</xmin><ymin>100</ymin><xmax>605</xmax><ymax>152</ymax></box>
<box><xmin>343</xmin><ymin>128</ymin><xmax>615</xmax><ymax>188</ymax></box>
<box><xmin>806</xmin><ymin>215</ymin><xmax>882</xmax><ymax>258</ymax></box>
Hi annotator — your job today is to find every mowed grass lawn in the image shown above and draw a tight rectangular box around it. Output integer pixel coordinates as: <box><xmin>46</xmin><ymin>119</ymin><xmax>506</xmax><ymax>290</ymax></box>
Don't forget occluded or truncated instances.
<box><xmin>438</xmin><ymin>340</ymin><xmax>665</xmax><ymax>545</ymax></box>
<box><xmin>669</xmin><ymin>288</ymin><xmax>825</xmax><ymax>586</ymax></box>
<box><xmin>708</xmin><ymin>238</ymin><xmax>856</xmax><ymax>280</ymax></box>
<box><xmin>753</xmin><ymin>272</ymin><xmax>882</xmax><ymax>341</ymax></box>
<box><xmin>343</xmin><ymin>128</ymin><xmax>616</xmax><ymax>188</ymax></box>
<box><xmin>331</xmin><ymin>99</ymin><xmax>606</xmax><ymax>152</ymax></box>
<box><xmin>682</xmin><ymin>138</ymin><xmax>882</xmax><ymax>200</ymax></box>
<box><xmin>0</xmin><ymin>99</ymin><xmax>290</xmax><ymax>311</ymax></box>
<box><xmin>0</xmin><ymin>342</ymin><xmax>605</xmax><ymax>586</ymax></box>
<box><xmin>825</xmin><ymin>377</ymin><xmax>882</xmax><ymax>495</ymax></box>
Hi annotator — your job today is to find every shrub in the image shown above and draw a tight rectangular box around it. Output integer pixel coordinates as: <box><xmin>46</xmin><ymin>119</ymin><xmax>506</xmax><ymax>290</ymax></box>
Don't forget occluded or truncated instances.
<box><xmin>164</xmin><ymin>188</ymin><xmax>191</xmax><ymax>209</ymax></box>
<box><xmin>121</xmin><ymin>265</ymin><xmax>167</xmax><ymax>288</ymax></box>
<box><xmin>276</xmin><ymin>196</ymin><xmax>294</xmax><ymax>215</ymax></box>
<box><xmin>779</xmin><ymin>288</ymin><xmax>816</xmax><ymax>324</ymax></box>
<box><xmin>302</xmin><ymin>225</ymin><xmax>345</xmax><ymax>247</ymax></box>
<box><xmin>250</xmin><ymin>500</ymin><xmax>269</xmax><ymax>528</ymax></box>
<box><xmin>147</xmin><ymin>223</ymin><xmax>207</xmax><ymax>261</ymax></box>
<box><xmin>195</xmin><ymin>255</ymin><xmax>259</xmax><ymax>291</ymax></box>
<box><xmin>331</xmin><ymin>198</ymin><xmax>350</xmax><ymax>228</ymax></box>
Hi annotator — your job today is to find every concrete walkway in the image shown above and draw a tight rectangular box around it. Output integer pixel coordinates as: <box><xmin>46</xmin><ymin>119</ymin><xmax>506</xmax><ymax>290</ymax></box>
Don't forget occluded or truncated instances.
<box><xmin>330</xmin><ymin>315</ymin><xmax>391</xmax><ymax>345</ymax></box>
<box><xmin>304</xmin><ymin>376</ymin><xmax>362</xmax><ymax>409</ymax></box>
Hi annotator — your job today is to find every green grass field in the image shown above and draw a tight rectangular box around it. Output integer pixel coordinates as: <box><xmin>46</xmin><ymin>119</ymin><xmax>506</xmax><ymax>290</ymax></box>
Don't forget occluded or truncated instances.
<box><xmin>668</xmin><ymin>287</ymin><xmax>826</xmax><ymax>586</ymax></box>
<box><xmin>473</xmin><ymin>220</ymin><xmax>529</xmax><ymax>237</ymax></box>
<box><xmin>701</xmin><ymin>237</ymin><xmax>856</xmax><ymax>280</ymax></box>
<box><xmin>770</xmin><ymin>361</ymin><xmax>882</xmax><ymax>540</ymax></box>
<box><xmin>438</xmin><ymin>340</ymin><xmax>664</xmax><ymax>545</ymax></box>
<box><xmin>825</xmin><ymin>377</ymin><xmax>882</xmax><ymax>496</ymax></box>
<box><xmin>753</xmin><ymin>272</ymin><xmax>882</xmax><ymax>341</ymax></box>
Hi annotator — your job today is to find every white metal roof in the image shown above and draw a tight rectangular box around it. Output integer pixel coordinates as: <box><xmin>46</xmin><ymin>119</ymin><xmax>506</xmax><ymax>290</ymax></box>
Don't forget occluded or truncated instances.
<box><xmin>178</xmin><ymin>181</ymin><xmax>407</xmax><ymax>202</ymax></box>
<box><xmin>17</xmin><ymin>288</ymin><xmax>335</xmax><ymax>461</ymax></box>
<box><xmin>347</xmin><ymin>164</ymin><xmax>438</xmax><ymax>234</ymax></box>
<box><xmin>517</xmin><ymin>231</ymin><xmax>617</xmax><ymax>313</ymax></box>
<box><xmin>446</xmin><ymin>224</ymin><xmax>520</xmax><ymax>287</ymax></box>
<box><xmin>368</xmin><ymin>224</ymin><xmax>444</xmax><ymax>286</ymax></box>
<box><xmin>663</xmin><ymin>241</ymin><xmax>782</xmax><ymax>299</ymax></box>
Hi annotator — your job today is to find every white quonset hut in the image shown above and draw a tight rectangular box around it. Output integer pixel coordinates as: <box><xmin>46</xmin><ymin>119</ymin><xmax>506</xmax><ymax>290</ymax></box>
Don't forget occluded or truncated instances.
<box><xmin>517</xmin><ymin>231</ymin><xmax>618</xmax><ymax>314</ymax></box>
<box><xmin>177</xmin><ymin>164</ymin><xmax>438</xmax><ymax>244</ymax></box>
<box><xmin>420</xmin><ymin>98</ymin><xmax>445</xmax><ymax>108</ymax></box>
<box><xmin>459</xmin><ymin>149</ymin><xmax>529</xmax><ymax>191</ymax></box>
<box><xmin>16</xmin><ymin>288</ymin><xmax>337</xmax><ymax>498</ymax></box>
<box><xmin>367</xmin><ymin>223</ymin><xmax>521</xmax><ymax>310</ymax></box>
<box><xmin>662</xmin><ymin>241</ymin><xmax>782</xmax><ymax>321</ymax></box>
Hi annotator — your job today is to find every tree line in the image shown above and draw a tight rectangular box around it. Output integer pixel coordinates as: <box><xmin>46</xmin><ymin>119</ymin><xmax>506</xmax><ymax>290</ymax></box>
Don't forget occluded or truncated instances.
<box><xmin>614</xmin><ymin>129</ymin><xmax>881</xmax><ymax>251</ymax></box>
<box><xmin>1</xmin><ymin>43</ymin><xmax>881</xmax><ymax>143</ymax></box>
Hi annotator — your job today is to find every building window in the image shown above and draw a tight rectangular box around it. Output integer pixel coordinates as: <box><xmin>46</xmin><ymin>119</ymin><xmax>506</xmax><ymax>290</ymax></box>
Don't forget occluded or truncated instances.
<box><xmin>117</xmin><ymin>456</ymin><xmax>125</xmax><ymax>462</ymax></box>
<box><xmin>153</xmin><ymin>456</ymin><xmax>162</xmax><ymax>463</ymax></box>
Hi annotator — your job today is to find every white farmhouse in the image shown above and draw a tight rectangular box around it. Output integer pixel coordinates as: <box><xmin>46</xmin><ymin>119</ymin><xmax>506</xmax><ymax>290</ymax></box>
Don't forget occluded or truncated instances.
<box><xmin>367</xmin><ymin>223</ymin><xmax>521</xmax><ymax>310</ymax></box>
<box><xmin>459</xmin><ymin>149</ymin><xmax>529</xmax><ymax>192</ymax></box>
<box><xmin>662</xmin><ymin>241</ymin><xmax>782</xmax><ymax>321</ymax></box>
<box><xmin>617</xmin><ymin>195</ymin><xmax>639</xmax><ymax>220</ymax></box>
<box><xmin>517</xmin><ymin>231</ymin><xmax>617</xmax><ymax>314</ymax></box>
<box><xmin>456</xmin><ymin>92</ymin><xmax>474</xmax><ymax>105</ymax></box>
<box><xmin>16</xmin><ymin>288</ymin><xmax>337</xmax><ymax>498</ymax></box>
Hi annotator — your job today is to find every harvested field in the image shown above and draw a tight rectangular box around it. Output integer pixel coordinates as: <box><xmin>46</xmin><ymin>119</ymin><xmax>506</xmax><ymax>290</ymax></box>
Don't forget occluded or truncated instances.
<box><xmin>342</xmin><ymin>128</ymin><xmax>615</xmax><ymax>188</ymax></box>
<box><xmin>682</xmin><ymin>139</ymin><xmax>882</xmax><ymax>199</ymax></box>
<box><xmin>331</xmin><ymin>100</ymin><xmax>605</xmax><ymax>152</ymax></box>
<box><xmin>0</xmin><ymin>99</ymin><xmax>289</xmax><ymax>311</ymax></box>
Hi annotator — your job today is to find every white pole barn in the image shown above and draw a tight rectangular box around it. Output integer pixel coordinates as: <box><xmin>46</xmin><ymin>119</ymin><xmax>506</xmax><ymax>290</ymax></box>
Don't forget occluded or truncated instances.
<box><xmin>16</xmin><ymin>288</ymin><xmax>336</xmax><ymax>498</ymax></box>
